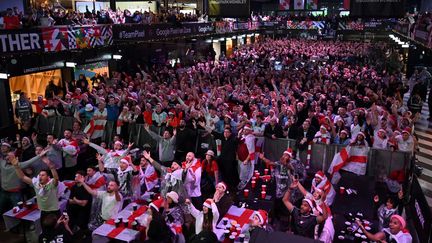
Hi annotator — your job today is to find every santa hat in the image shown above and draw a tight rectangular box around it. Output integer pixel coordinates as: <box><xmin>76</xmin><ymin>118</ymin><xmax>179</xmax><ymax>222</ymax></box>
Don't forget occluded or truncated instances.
<box><xmin>149</xmin><ymin>198</ymin><xmax>164</xmax><ymax>212</ymax></box>
<box><xmin>378</xmin><ymin>129</ymin><xmax>386</xmax><ymax>134</ymax></box>
<box><xmin>283</xmin><ymin>148</ymin><xmax>293</xmax><ymax>157</ymax></box>
<box><xmin>225</xmin><ymin>114</ymin><xmax>232</xmax><ymax>120</ymax></box>
<box><xmin>216</xmin><ymin>182</ymin><xmax>227</xmax><ymax>191</ymax></box>
<box><xmin>315</xmin><ymin>171</ymin><xmax>325</xmax><ymax>180</ymax></box>
<box><xmin>255</xmin><ymin>210</ymin><xmax>268</xmax><ymax>224</ymax></box>
<box><xmin>203</xmin><ymin>199</ymin><xmax>212</xmax><ymax>208</ymax></box>
<box><xmin>243</xmin><ymin>124</ymin><xmax>252</xmax><ymax>131</ymax></box>
<box><xmin>1</xmin><ymin>142</ymin><xmax>11</xmax><ymax>148</ymax></box>
<box><xmin>22</xmin><ymin>137</ymin><xmax>31</xmax><ymax>143</ymax></box>
<box><xmin>120</xmin><ymin>158</ymin><xmax>129</xmax><ymax>164</ymax></box>
<box><xmin>357</xmin><ymin>131</ymin><xmax>365</xmax><ymax>137</ymax></box>
<box><xmin>320</xmin><ymin>125</ymin><xmax>327</xmax><ymax>131</ymax></box>
<box><xmin>340</xmin><ymin>130</ymin><xmax>348</xmax><ymax>135</ymax></box>
<box><xmin>402</xmin><ymin>127</ymin><xmax>412</xmax><ymax>134</ymax></box>
<box><xmin>114</xmin><ymin>141</ymin><xmax>123</xmax><ymax>146</ymax></box>
<box><xmin>303</xmin><ymin>198</ymin><xmax>315</xmax><ymax>210</ymax></box>
<box><xmin>391</xmin><ymin>215</ymin><xmax>406</xmax><ymax>229</ymax></box>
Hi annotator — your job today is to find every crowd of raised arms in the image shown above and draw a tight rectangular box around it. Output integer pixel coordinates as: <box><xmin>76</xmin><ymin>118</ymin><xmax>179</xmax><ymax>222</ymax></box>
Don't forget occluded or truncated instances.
<box><xmin>3</xmin><ymin>37</ymin><xmax>428</xmax><ymax>243</ymax></box>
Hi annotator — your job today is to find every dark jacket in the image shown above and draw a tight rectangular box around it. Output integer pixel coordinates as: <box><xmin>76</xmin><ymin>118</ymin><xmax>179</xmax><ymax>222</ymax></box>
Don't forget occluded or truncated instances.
<box><xmin>264</xmin><ymin>123</ymin><xmax>284</xmax><ymax>138</ymax></box>
<box><xmin>212</xmin><ymin>132</ymin><xmax>239</xmax><ymax>189</ymax></box>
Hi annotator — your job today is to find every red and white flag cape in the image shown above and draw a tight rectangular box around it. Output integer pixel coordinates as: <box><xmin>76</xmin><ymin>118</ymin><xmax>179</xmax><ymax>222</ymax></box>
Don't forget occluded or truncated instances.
<box><xmin>328</xmin><ymin>146</ymin><xmax>369</xmax><ymax>184</ymax></box>
<box><xmin>84</xmin><ymin>118</ymin><xmax>107</xmax><ymax>139</ymax></box>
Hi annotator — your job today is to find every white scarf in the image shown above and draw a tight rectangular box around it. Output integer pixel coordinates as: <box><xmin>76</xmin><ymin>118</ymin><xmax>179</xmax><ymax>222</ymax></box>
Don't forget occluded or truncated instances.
<box><xmin>165</xmin><ymin>169</ymin><xmax>183</xmax><ymax>186</ymax></box>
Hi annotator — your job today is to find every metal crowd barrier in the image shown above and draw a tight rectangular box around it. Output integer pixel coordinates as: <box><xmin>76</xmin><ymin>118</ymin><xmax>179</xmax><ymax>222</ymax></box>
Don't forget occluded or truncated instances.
<box><xmin>262</xmin><ymin>137</ymin><xmax>411</xmax><ymax>178</ymax></box>
<box><xmin>34</xmin><ymin>116</ymin><xmax>412</xmax><ymax>177</ymax></box>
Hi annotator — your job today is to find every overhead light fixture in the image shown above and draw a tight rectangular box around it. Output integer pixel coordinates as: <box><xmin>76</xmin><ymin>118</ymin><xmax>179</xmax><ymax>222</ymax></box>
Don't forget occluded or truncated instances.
<box><xmin>213</xmin><ymin>40</ymin><xmax>219</xmax><ymax>43</ymax></box>
<box><xmin>219</xmin><ymin>38</ymin><xmax>225</xmax><ymax>41</ymax></box>
<box><xmin>402</xmin><ymin>44</ymin><xmax>409</xmax><ymax>48</ymax></box>
<box><xmin>231</xmin><ymin>36</ymin><xmax>237</xmax><ymax>39</ymax></box>
<box><xmin>0</xmin><ymin>73</ymin><xmax>9</xmax><ymax>79</ymax></box>
<box><xmin>205</xmin><ymin>39</ymin><xmax>212</xmax><ymax>43</ymax></box>
<box><xmin>191</xmin><ymin>38</ymin><xmax>197</xmax><ymax>41</ymax></box>
<box><xmin>113</xmin><ymin>54</ymin><xmax>122</xmax><ymax>60</ymax></box>
<box><xmin>65</xmin><ymin>62</ymin><xmax>76</xmax><ymax>68</ymax></box>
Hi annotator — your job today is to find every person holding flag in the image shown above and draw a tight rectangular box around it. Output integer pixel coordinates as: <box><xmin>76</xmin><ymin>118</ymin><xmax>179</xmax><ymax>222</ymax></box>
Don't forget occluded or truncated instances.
<box><xmin>84</xmin><ymin>101</ymin><xmax>107</xmax><ymax>141</ymax></box>
<box><xmin>328</xmin><ymin>132</ymin><xmax>369</xmax><ymax>184</ymax></box>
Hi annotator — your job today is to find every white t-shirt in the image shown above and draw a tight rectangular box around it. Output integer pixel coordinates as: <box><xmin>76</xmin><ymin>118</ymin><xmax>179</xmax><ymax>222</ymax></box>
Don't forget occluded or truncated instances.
<box><xmin>97</xmin><ymin>191</ymin><xmax>122</xmax><ymax>220</ymax></box>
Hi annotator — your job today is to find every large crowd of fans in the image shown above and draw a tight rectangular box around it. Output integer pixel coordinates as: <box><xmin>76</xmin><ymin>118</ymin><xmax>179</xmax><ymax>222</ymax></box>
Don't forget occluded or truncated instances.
<box><xmin>0</xmin><ymin>5</ymin><xmax>199</xmax><ymax>29</ymax></box>
<box><xmin>3</xmin><ymin>36</ymin><xmax>429</xmax><ymax>243</ymax></box>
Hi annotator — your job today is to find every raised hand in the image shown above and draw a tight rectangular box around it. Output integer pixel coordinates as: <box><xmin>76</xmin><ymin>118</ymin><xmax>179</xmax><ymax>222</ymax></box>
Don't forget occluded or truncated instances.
<box><xmin>39</xmin><ymin>149</ymin><xmax>49</xmax><ymax>157</ymax></box>
<box><xmin>128</xmin><ymin>142</ymin><xmax>134</xmax><ymax>149</ymax></box>
<box><xmin>83</xmin><ymin>138</ymin><xmax>90</xmax><ymax>145</ymax></box>
<box><xmin>143</xmin><ymin>151</ymin><xmax>151</xmax><ymax>160</ymax></box>
<box><xmin>96</xmin><ymin>153</ymin><xmax>103</xmax><ymax>161</ymax></box>
<box><xmin>31</xmin><ymin>133</ymin><xmax>37</xmax><ymax>142</ymax></box>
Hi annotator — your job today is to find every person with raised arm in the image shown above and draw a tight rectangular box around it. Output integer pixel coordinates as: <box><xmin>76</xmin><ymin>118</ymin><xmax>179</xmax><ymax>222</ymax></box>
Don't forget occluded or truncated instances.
<box><xmin>282</xmin><ymin>181</ymin><xmax>328</xmax><ymax>239</ymax></box>
<box><xmin>144</xmin><ymin>123</ymin><xmax>177</xmax><ymax>164</ymax></box>
<box><xmin>0</xmin><ymin>149</ymin><xmax>48</xmax><ymax>213</ymax></box>
<box><xmin>357</xmin><ymin>214</ymin><xmax>412</xmax><ymax>243</ymax></box>
<box><xmin>142</xmin><ymin>150</ymin><xmax>187</xmax><ymax>200</ymax></box>
<box><xmin>12</xmin><ymin>153</ymin><xmax>60</xmax><ymax>230</ymax></box>
<box><xmin>83</xmin><ymin>138</ymin><xmax>133</xmax><ymax>169</ymax></box>
<box><xmin>96</xmin><ymin>152</ymin><xmax>138</xmax><ymax>200</ymax></box>
<box><xmin>75</xmin><ymin>175</ymin><xmax>122</xmax><ymax>230</ymax></box>
<box><xmin>185</xmin><ymin>198</ymin><xmax>219</xmax><ymax>235</ymax></box>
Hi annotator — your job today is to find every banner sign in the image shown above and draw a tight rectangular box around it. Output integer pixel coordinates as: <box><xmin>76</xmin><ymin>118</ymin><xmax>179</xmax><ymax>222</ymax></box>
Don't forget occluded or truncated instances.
<box><xmin>113</xmin><ymin>23</ymin><xmax>215</xmax><ymax>41</ymax></box>
<box><xmin>0</xmin><ymin>25</ymin><xmax>113</xmax><ymax>54</ymax></box>
<box><xmin>414</xmin><ymin>29</ymin><xmax>432</xmax><ymax>48</ymax></box>
<box><xmin>209</xmin><ymin>0</ymin><xmax>250</xmax><ymax>18</ymax></box>
<box><xmin>350</xmin><ymin>0</ymin><xmax>406</xmax><ymax>18</ymax></box>
<box><xmin>407</xmin><ymin>177</ymin><xmax>432</xmax><ymax>243</ymax></box>
<box><xmin>286</xmin><ymin>21</ymin><xmax>325</xmax><ymax>30</ymax></box>
<box><xmin>233</xmin><ymin>22</ymin><xmax>259</xmax><ymax>31</ymax></box>
<box><xmin>0</xmin><ymin>29</ymin><xmax>43</xmax><ymax>54</ymax></box>
<box><xmin>112</xmin><ymin>24</ymin><xmax>146</xmax><ymax>41</ymax></box>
